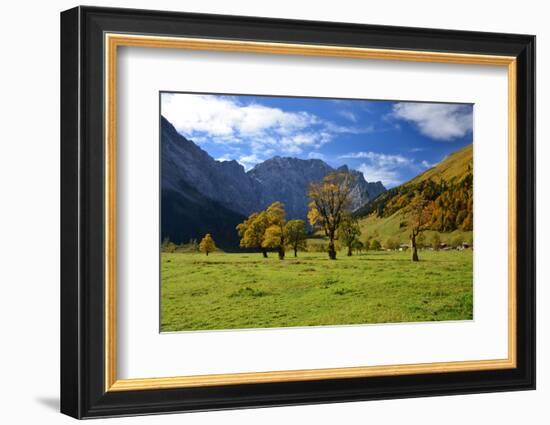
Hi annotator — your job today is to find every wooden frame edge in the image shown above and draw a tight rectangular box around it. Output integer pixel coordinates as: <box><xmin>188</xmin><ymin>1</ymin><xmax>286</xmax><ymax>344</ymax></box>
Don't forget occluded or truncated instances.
<box><xmin>105</xmin><ymin>33</ymin><xmax>118</xmax><ymax>391</ymax></box>
<box><xmin>108</xmin><ymin>358</ymin><xmax>516</xmax><ymax>391</ymax></box>
<box><xmin>507</xmin><ymin>59</ymin><xmax>518</xmax><ymax>369</ymax></box>
<box><xmin>104</xmin><ymin>33</ymin><xmax>518</xmax><ymax>392</ymax></box>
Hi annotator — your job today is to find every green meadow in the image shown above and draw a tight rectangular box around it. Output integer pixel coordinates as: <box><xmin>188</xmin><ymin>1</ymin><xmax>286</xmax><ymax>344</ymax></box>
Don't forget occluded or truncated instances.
<box><xmin>160</xmin><ymin>249</ymin><xmax>473</xmax><ymax>332</ymax></box>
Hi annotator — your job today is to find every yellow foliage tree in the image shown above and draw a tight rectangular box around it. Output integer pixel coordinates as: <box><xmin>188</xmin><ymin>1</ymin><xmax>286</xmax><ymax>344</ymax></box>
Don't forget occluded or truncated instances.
<box><xmin>198</xmin><ymin>233</ymin><xmax>216</xmax><ymax>256</ymax></box>
<box><xmin>308</xmin><ymin>172</ymin><xmax>355</xmax><ymax>259</ymax></box>
<box><xmin>262</xmin><ymin>202</ymin><xmax>287</xmax><ymax>260</ymax></box>
<box><xmin>236</xmin><ymin>211</ymin><xmax>270</xmax><ymax>258</ymax></box>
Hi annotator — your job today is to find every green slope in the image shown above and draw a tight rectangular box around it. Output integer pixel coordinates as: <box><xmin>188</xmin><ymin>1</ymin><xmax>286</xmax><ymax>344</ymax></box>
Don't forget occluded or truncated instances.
<box><xmin>355</xmin><ymin>144</ymin><xmax>474</xmax><ymax>247</ymax></box>
<box><xmin>358</xmin><ymin>211</ymin><xmax>472</xmax><ymax>246</ymax></box>
<box><xmin>408</xmin><ymin>144</ymin><xmax>473</xmax><ymax>185</ymax></box>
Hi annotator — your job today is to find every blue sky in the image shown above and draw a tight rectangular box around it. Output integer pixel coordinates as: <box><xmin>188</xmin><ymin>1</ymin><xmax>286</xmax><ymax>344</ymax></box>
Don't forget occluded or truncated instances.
<box><xmin>161</xmin><ymin>92</ymin><xmax>473</xmax><ymax>188</ymax></box>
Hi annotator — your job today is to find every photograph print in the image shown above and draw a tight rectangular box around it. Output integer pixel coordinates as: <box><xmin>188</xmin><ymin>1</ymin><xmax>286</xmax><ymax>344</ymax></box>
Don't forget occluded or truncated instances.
<box><xmin>160</xmin><ymin>92</ymin><xmax>474</xmax><ymax>332</ymax></box>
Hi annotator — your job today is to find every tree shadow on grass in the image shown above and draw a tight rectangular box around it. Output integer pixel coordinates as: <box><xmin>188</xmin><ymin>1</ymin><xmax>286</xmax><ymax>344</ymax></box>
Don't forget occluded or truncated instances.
<box><xmin>355</xmin><ymin>256</ymin><xmax>412</xmax><ymax>262</ymax></box>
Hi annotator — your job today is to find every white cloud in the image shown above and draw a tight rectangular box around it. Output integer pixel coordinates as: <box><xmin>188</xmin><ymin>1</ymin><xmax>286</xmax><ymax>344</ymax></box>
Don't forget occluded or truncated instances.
<box><xmin>161</xmin><ymin>93</ymin><xmax>371</xmax><ymax>156</ymax></box>
<box><xmin>162</xmin><ymin>93</ymin><xmax>318</xmax><ymax>138</ymax></box>
<box><xmin>338</xmin><ymin>110</ymin><xmax>357</xmax><ymax>122</ymax></box>
<box><xmin>341</xmin><ymin>151</ymin><xmax>418</xmax><ymax>187</ymax></box>
<box><xmin>342</xmin><ymin>151</ymin><xmax>442</xmax><ymax>186</ymax></box>
<box><xmin>237</xmin><ymin>154</ymin><xmax>263</xmax><ymax>171</ymax></box>
<box><xmin>216</xmin><ymin>154</ymin><xmax>233</xmax><ymax>162</ymax></box>
<box><xmin>307</xmin><ymin>152</ymin><xmax>326</xmax><ymax>160</ymax></box>
<box><xmin>325</xmin><ymin>122</ymin><xmax>373</xmax><ymax>134</ymax></box>
<box><xmin>339</xmin><ymin>151</ymin><xmax>412</xmax><ymax>167</ymax></box>
<box><xmin>390</xmin><ymin>103</ymin><xmax>473</xmax><ymax>141</ymax></box>
<box><xmin>161</xmin><ymin>93</ymin><xmax>323</xmax><ymax>155</ymax></box>
<box><xmin>357</xmin><ymin>163</ymin><xmax>402</xmax><ymax>188</ymax></box>
<box><xmin>280</xmin><ymin>131</ymin><xmax>334</xmax><ymax>154</ymax></box>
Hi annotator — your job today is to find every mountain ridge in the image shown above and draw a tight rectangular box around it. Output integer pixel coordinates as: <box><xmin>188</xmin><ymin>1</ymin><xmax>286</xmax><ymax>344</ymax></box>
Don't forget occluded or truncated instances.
<box><xmin>162</xmin><ymin>116</ymin><xmax>385</xmax><ymax>216</ymax></box>
<box><xmin>247</xmin><ymin>155</ymin><xmax>385</xmax><ymax>218</ymax></box>
<box><xmin>161</xmin><ymin>116</ymin><xmax>387</xmax><ymax>246</ymax></box>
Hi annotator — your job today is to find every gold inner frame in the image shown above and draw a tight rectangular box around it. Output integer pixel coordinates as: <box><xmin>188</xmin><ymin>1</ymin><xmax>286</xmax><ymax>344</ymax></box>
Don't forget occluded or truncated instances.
<box><xmin>104</xmin><ymin>33</ymin><xmax>518</xmax><ymax>392</ymax></box>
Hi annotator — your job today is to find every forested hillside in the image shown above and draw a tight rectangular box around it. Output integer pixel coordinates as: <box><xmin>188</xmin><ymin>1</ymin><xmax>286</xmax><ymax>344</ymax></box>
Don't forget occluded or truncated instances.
<box><xmin>355</xmin><ymin>144</ymin><xmax>473</xmax><ymax>243</ymax></box>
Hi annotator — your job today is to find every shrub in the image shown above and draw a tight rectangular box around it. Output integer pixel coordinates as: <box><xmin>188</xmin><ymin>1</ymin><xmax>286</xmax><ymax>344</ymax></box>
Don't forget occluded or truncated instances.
<box><xmin>307</xmin><ymin>240</ymin><xmax>329</xmax><ymax>253</ymax></box>
<box><xmin>370</xmin><ymin>239</ymin><xmax>382</xmax><ymax>251</ymax></box>
<box><xmin>451</xmin><ymin>235</ymin><xmax>464</xmax><ymax>249</ymax></box>
<box><xmin>385</xmin><ymin>237</ymin><xmax>400</xmax><ymax>250</ymax></box>
<box><xmin>161</xmin><ymin>238</ymin><xmax>177</xmax><ymax>253</ymax></box>
<box><xmin>177</xmin><ymin>239</ymin><xmax>199</xmax><ymax>253</ymax></box>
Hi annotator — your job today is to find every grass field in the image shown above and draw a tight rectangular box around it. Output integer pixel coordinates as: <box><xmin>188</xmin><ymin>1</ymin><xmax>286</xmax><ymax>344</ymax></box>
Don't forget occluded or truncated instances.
<box><xmin>160</xmin><ymin>249</ymin><xmax>473</xmax><ymax>332</ymax></box>
<box><xmin>358</xmin><ymin>211</ymin><xmax>473</xmax><ymax>246</ymax></box>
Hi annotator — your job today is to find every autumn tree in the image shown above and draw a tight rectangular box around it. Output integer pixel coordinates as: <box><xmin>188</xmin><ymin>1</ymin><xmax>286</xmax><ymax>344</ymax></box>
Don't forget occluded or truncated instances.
<box><xmin>338</xmin><ymin>214</ymin><xmax>361</xmax><ymax>256</ymax></box>
<box><xmin>285</xmin><ymin>219</ymin><xmax>307</xmax><ymax>257</ymax></box>
<box><xmin>198</xmin><ymin>233</ymin><xmax>216</xmax><ymax>256</ymax></box>
<box><xmin>262</xmin><ymin>202</ymin><xmax>287</xmax><ymax>260</ymax></box>
<box><xmin>408</xmin><ymin>193</ymin><xmax>433</xmax><ymax>261</ymax></box>
<box><xmin>364</xmin><ymin>171</ymin><xmax>473</xmax><ymax>233</ymax></box>
<box><xmin>236</xmin><ymin>211</ymin><xmax>270</xmax><ymax>258</ymax></box>
<box><xmin>308</xmin><ymin>172</ymin><xmax>355</xmax><ymax>260</ymax></box>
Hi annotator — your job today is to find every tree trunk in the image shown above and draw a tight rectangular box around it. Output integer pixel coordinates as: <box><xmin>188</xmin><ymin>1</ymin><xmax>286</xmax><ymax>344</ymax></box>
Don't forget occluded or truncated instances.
<box><xmin>294</xmin><ymin>246</ymin><xmax>297</xmax><ymax>257</ymax></box>
<box><xmin>278</xmin><ymin>245</ymin><xmax>285</xmax><ymax>260</ymax></box>
<box><xmin>206</xmin><ymin>251</ymin><xmax>209</xmax><ymax>256</ymax></box>
<box><xmin>411</xmin><ymin>232</ymin><xmax>419</xmax><ymax>262</ymax></box>
<box><xmin>328</xmin><ymin>239</ymin><xmax>337</xmax><ymax>260</ymax></box>
<box><xmin>347</xmin><ymin>245</ymin><xmax>352</xmax><ymax>256</ymax></box>
<box><xmin>262</xmin><ymin>248</ymin><xmax>268</xmax><ymax>258</ymax></box>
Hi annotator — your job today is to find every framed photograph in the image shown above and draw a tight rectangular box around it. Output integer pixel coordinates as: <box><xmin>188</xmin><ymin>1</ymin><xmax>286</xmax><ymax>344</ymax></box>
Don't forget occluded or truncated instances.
<box><xmin>60</xmin><ymin>6</ymin><xmax>535</xmax><ymax>419</ymax></box>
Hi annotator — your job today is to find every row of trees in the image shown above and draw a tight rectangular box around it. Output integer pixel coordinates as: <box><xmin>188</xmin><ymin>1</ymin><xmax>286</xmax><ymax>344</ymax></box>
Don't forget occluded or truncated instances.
<box><xmin>236</xmin><ymin>202</ymin><xmax>307</xmax><ymax>259</ymax></box>
<box><xmin>194</xmin><ymin>171</ymin><xmax>469</xmax><ymax>262</ymax></box>
<box><xmin>236</xmin><ymin>172</ymin><xmax>365</xmax><ymax>261</ymax></box>
<box><xmin>369</xmin><ymin>232</ymin><xmax>470</xmax><ymax>253</ymax></box>
<box><xmin>190</xmin><ymin>227</ymin><xmax>468</xmax><ymax>257</ymax></box>
<box><xmin>193</xmin><ymin>229</ymin><xmax>468</xmax><ymax>257</ymax></box>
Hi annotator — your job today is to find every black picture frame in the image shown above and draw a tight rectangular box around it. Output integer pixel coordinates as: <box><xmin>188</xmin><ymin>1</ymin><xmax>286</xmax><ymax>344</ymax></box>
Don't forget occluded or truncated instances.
<box><xmin>60</xmin><ymin>5</ymin><xmax>535</xmax><ymax>419</ymax></box>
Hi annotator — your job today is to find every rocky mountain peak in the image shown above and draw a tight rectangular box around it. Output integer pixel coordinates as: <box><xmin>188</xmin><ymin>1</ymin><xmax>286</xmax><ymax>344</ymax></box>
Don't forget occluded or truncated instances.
<box><xmin>161</xmin><ymin>115</ymin><xmax>387</xmax><ymax>243</ymax></box>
